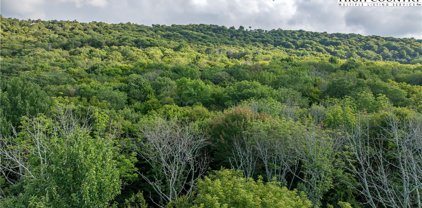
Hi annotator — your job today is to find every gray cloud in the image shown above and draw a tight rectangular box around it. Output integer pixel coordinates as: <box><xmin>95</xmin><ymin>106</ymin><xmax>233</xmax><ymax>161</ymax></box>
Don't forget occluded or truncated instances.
<box><xmin>1</xmin><ymin>0</ymin><xmax>421</xmax><ymax>38</ymax></box>
<box><xmin>287</xmin><ymin>0</ymin><xmax>351</xmax><ymax>33</ymax></box>
<box><xmin>344</xmin><ymin>7</ymin><xmax>422</xmax><ymax>38</ymax></box>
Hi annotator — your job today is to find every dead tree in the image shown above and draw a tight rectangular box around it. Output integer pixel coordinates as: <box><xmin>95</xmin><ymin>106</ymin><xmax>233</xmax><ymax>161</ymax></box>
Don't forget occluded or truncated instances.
<box><xmin>346</xmin><ymin>116</ymin><xmax>422</xmax><ymax>208</ymax></box>
<box><xmin>139</xmin><ymin>119</ymin><xmax>208</xmax><ymax>206</ymax></box>
<box><xmin>253</xmin><ymin>136</ymin><xmax>291</xmax><ymax>185</ymax></box>
<box><xmin>228</xmin><ymin>124</ymin><xmax>333</xmax><ymax>206</ymax></box>
<box><xmin>230</xmin><ymin>136</ymin><xmax>257</xmax><ymax>178</ymax></box>
<box><xmin>0</xmin><ymin>118</ymin><xmax>48</xmax><ymax>185</ymax></box>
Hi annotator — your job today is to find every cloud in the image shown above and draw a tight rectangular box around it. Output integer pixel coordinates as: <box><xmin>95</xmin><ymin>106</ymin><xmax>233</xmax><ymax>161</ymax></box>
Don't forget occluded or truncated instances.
<box><xmin>287</xmin><ymin>0</ymin><xmax>352</xmax><ymax>33</ymax></box>
<box><xmin>2</xmin><ymin>0</ymin><xmax>46</xmax><ymax>19</ymax></box>
<box><xmin>58</xmin><ymin>0</ymin><xmax>110</xmax><ymax>8</ymax></box>
<box><xmin>344</xmin><ymin>7</ymin><xmax>422</xmax><ymax>38</ymax></box>
<box><xmin>1</xmin><ymin>0</ymin><xmax>421</xmax><ymax>38</ymax></box>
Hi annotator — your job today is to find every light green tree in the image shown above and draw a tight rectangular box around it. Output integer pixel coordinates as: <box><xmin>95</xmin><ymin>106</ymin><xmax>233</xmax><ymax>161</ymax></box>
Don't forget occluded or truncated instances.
<box><xmin>191</xmin><ymin>169</ymin><xmax>312</xmax><ymax>208</ymax></box>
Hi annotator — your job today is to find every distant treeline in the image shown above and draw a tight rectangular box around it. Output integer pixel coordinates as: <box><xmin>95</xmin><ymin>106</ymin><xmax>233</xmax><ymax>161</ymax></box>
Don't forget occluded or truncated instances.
<box><xmin>1</xmin><ymin>16</ymin><xmax>421</xmax><ymax>64</ymax></box>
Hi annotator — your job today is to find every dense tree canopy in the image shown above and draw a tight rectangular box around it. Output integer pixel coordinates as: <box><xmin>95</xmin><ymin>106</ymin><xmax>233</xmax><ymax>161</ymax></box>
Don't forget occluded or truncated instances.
<box><xmin>1</xmin><ymin>17</ymin><xmax>421</xmax><ymax>208</ymax></box>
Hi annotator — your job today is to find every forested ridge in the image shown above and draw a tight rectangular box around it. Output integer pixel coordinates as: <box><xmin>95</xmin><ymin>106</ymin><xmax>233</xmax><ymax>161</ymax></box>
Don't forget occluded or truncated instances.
<box><xmin>2</xmin><ymin>17</ymin><xmax>422</xmax><ymax>64</ymax></box>
<box><xmin>1</xmin><ymin>16</ymin><xmax>422</xmax><ymax>208</ymax></box>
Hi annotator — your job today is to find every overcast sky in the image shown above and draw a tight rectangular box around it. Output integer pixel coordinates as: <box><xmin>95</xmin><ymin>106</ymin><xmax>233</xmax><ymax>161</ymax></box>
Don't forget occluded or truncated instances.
<box><xmin>1</xmin><ymin>0</ymin><xmax>421</xmax><ymax>38</ymax></box>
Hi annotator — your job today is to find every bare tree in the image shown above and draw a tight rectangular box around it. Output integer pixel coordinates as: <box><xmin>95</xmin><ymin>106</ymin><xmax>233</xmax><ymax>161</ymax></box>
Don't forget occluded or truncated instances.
<box><xmin>228</xmin><ymin>124</ymin><xmax>333</xmax><ymax>206</ymax></box>
<box><xmin>253</xmin><ymin>136</ymin><xmax>292</xmax><ymax>185</ymax></box>
<box><xmin>139</xmin><ymin>119</ymin><xmax>208</xmax><ymax>206</ymax></box>
<box><xmin>228</xmin><ymin>122</ymin><xmax>295</xmax><ymax>183</ymax></box>
<box><xmin>0</xmin><ymin>111</ymin><xmax>82</xmax><ymax>200</ymax></box>
<box><xmin>0</xmin><ymin>118</ymin><xmax>47</xmax><ymax>185</ymax></box>
<box><xmin>346</xmin><ymin>116</ymin><xmax>422</xmax><ymax>208</ymax></box>
<box><xmin>0</xmin><ymin>107</ymin><xmax>106</xmax><ymax>195</ymax></box>
<box><xmin>230</xmin><ymin>136</ymin><xmax>257</xmax><ymax>178</ymax></box>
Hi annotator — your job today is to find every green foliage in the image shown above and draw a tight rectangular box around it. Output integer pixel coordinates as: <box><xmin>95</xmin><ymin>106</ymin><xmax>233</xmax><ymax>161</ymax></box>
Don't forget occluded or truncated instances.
<box><xmin>1</xmin><ymin>116</ymin><xmax>121</xmax><ymax>208</ymax></box>
<box><xmin>176</xmin><ymin>78</ymin><xmax>213</xmax><ymax>106</ymax></box>
<box><xmin>0</xmin><ymin>77</ymin><xmax>52</xmax><ymax>135</ymax></box>
<box><xmin>124</xmin><ymin>74</ymin><xmax>155</xmax><ymax>103</ymax></box>
<box><xmin>324</xmin><ymin>98</ymin><xmax>357</xmax><ymax>129</ymax></box>
<box><xmin>223</xmin><ymin>81</ymin><xmax>278</xmax><ymax>107</ymax></box>
<box><xmin>121</xmin><ymin>192</ymin><xmax>148</xmax><ymax>208</ymax></box>
<box><xmin>190</xmin><ymin>169</ymin><xmax>312</xmax><ymax>208</ymax></box>
<box><xmin>340</xmin><ymin>59</ymin><xmax>360</xmax><ymax>71</ymax></box>
<box><xmin>1</xmin><ymin>17</ymin><xmax>422</xmax><ymax>208</ymax></box>
<box><xmin>2</xmin><ymin>17</ymin><xmax>420</xmax><ymax>63</ymax></box>
<box><xmin>207</xmin><ymin>107</ymin><xmax>261</xmax><ymax>167</ymax></box>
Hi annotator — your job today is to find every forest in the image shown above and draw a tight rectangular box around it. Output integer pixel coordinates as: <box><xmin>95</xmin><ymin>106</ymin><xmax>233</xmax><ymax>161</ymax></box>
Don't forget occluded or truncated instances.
<box><xmin>0</xmin><ymin>16</ymin><xmax>421</xmax><ymax>208</ymax></box>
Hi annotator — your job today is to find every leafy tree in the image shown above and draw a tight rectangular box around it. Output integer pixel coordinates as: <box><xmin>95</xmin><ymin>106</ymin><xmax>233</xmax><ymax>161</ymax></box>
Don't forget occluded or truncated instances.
<box><xmin>223</xmin><ymin>81</ymin><xmax>277</xmax><ymax>107</ymax></box>
<box><xmin>190</xmin><ymin>169</ymin><xmax>312</xmax><ymax>208</ymax></box>
<box><xmin>368</xmin><ymin>79</ymin><xmax>410</xmax><ymax>106</ymax></box>
<box><xmin>0</xmin><ymin>77</ymin><xmax>52</xmax><ymax>135</ymax></box>
<box><xmin>340</xmin><ymin>59</ymin><xmax>360</xmax><ymax>71</ymax></box>
<box><xmin>176</xmin><ymin>78</ymin><xmax>213</xmax><ymax>106</ymax></box>
<box><xmin>324</xmin><ymin>98</ymin><xmax>357</xmax><ymax>129</ymax></box>
<box><xmin>152</xmin><ymin>77</ymin><xmax>177</xmax><ymax>104</ymax></box>
<box><xmin>324</xmin><ymin>74</ymin><xmax>367</xmax><ymax>99</ymax></box>
<box><xmin>207</xmin><ymin>107</ymin><xmax>260</xmax><ymax>168</ymax></box>
<box><xmin>0</xmin><ymin>115</ymin><xmax>120</xmax><ymax>208</ymax></box>
<box><xmin>124</xmin><ymin>74</ymin><xmax>155</xmax><ymax>103</ymax></box>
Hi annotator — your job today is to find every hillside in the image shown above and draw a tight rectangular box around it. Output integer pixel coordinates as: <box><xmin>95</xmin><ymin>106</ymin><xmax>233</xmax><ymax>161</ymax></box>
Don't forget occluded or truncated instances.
<box><xmin>1</xmin><ymin>17</ymin><xmax>422</xmax><ymax>208</ymax></box>
<box><xmin>1</xmin><ymin>17</ymin><xmax>422</xmax><ymax>64</ymax></box>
